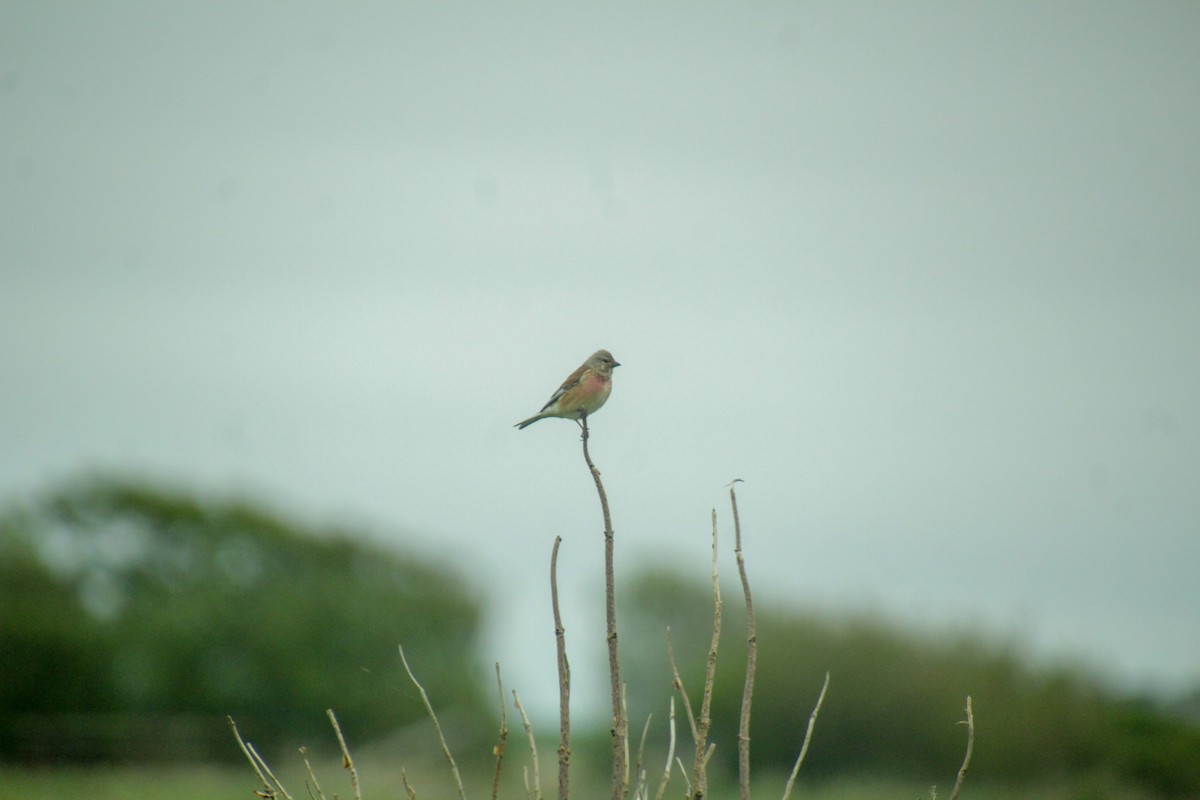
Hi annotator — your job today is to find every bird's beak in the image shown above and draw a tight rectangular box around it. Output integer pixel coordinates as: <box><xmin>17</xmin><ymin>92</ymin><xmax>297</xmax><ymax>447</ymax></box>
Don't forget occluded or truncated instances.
<box><xmin>613</xmin><ymin>361</ymin><xmax>621</xmax><ymax>368</ymax></box>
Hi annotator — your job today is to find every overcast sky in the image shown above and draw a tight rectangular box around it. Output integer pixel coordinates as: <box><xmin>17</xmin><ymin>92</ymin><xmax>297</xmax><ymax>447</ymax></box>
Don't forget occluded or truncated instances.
<box><xmin>3</xmin><ymin>2</ymin><xmax>1198</xmax><ymax>720</ymax></box>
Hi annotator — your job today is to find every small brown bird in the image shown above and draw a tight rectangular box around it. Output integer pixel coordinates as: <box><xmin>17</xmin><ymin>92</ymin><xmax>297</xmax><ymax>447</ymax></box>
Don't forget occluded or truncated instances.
<box><xmin>515</xmin><ymin>349</ymin><xmax>621</xmax><ymax>429</ymax></box>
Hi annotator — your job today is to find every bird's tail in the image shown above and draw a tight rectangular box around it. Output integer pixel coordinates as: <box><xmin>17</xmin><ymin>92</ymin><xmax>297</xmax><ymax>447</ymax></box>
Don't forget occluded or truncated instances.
<box><xmin>514</xmin><ymin>413</ymin><xmax>544</xmax><ymax>429</ymax></box>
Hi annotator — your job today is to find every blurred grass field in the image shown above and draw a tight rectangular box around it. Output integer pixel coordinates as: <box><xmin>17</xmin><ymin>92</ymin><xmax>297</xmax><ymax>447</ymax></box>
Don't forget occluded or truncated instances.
<box><xmin>0</xmin><ymin>764</ymin><xmax>248</xmax><ymax>800</ymax></box>
<box><xmin>0</xmin><ymin>760</ymin><xmax>1161</xmax><ymax>800</ymax></box>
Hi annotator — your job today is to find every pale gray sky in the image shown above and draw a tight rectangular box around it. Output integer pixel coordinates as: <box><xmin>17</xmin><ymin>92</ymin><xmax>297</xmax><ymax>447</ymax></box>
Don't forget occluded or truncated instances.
<box><xmin>3</xmin><ymin>2</ymin><xmax>1198</xmax><ymax>719</ymax></box>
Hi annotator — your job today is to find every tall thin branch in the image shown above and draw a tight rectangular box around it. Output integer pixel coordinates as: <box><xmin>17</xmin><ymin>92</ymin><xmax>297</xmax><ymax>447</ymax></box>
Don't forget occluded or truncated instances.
<box><xmin>689</xmin><ymin>509</ymin><xmax>723</xmax><ymax>799</ymax></box>
<box><xmin>326</xmin><ymin>710</ymin><xmax>362</xmax><ymax>800</ymax></box>
<box><xmin>513</xmin><ymin>690</ymin><xmax>543</xmax><ymax>800</ymax></box>
<box><xmin>948</xmin><ymin>696</ymin><xmax>975</xmax><ymax>800</ymax></box>
<box><xmin>780</xmin><ymin>671</ymin><xmax>830</xmax><ymax>800</ymax></box>
<box><xmin>492</xmin><ymin>663</ymin><xmax>509</xmax><ymax>800</ymax></box>
<box><xmin>399</xmin><ymin>645</ymin><xmax>466</xmax><ymax>800</ymax></box>
<box><xmin>580</xmin><ymin>416</ymin><xmax>627</xmax><ymax>800</ymax></box>
<box><xmin>730</xmin><ymin>480</ymin><xmax>756</xmax><ymax>800</ymax></box>
<box><xmin>653</xmin><ymin>697</ymin><xmax>678</xmax><ymax>800</ymax></box>
<box><xmin>551</xmin><ymin>535</ymin><xmax>571</xmax><ymax>800</ymax></box>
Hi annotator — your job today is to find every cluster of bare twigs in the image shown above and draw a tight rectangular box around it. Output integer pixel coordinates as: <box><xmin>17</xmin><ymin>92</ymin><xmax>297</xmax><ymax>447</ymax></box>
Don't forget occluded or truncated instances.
<box><xmin>229</xmin><ymin>418</ymin><xmax>976</xmax><ymax>799</ymax></box>
<box><xmin>229</xmin><ymin>709</ymin><xmax>360</xmax><ymax>800</ymax></box>
<box><xmin>659</xmin><ymin>485</ymin><xmax>830</xmax><ymax>800</ymax></box>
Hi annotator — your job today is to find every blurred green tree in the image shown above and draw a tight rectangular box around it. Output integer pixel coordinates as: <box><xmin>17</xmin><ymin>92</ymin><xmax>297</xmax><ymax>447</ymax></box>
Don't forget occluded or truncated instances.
<box><xmin>620</xmin><ymin>568</ymin><xmax>1200</xmax><ymax>796</ymax></box>
<box><xmin>0</xmin><ymin>475</ymin><xmax>485</xmax><ymax>763</ymax></box>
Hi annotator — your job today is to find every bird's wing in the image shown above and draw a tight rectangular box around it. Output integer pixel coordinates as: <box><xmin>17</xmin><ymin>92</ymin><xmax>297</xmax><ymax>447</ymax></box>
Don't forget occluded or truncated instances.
<box><xmin>539</xmin><ymin>363</ymin><xmax>589</xmax><ymax>411</ymax></box>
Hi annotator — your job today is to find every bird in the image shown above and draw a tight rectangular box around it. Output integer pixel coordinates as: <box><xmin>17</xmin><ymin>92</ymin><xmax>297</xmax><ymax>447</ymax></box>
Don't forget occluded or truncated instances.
<box><xmin>515</xmin><ymin>349</ymin><xmax>621</xmax><ymax>429</ymax></box>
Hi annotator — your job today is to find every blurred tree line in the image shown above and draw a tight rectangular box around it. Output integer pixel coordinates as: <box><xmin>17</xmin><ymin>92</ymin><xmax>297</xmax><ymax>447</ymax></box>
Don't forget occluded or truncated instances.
<box><xmin>3</xmin><ymin>476</ymin><xmax>1198</xmax><ymax>796</ymax></box>
<box><xmin>620</xmin><ymin>569</ymin><xmax>1200</xmax><ymax>798</ymax></box>
<box><xmin>0</xmin><ymin>476</ymin><xmax>486</xmax><ymax>763</ymax></box>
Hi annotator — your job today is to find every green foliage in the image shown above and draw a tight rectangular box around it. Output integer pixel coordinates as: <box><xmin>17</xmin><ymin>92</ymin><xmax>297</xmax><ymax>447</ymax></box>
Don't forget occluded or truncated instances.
<box><xmin>620</xmin><ymin>568</ymin><xmax>1200</xmax><ymax>797</ymax></box>
<box><xmin>1107</xmin><ymin>698</ymin><xmax>1200</xmax><ymax>797</ymax></box>
<box><xmin>0</xmin><ymin>475</ymin><xmax>486</xmax><ymax>763</ymax></box>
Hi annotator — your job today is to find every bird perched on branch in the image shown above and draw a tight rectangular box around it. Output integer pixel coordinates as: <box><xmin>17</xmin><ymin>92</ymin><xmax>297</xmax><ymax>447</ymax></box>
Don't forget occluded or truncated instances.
<box><xmin>515</xmin><ymin>349</ymin><xmax>620</xmax><ymax>429</ymax></box>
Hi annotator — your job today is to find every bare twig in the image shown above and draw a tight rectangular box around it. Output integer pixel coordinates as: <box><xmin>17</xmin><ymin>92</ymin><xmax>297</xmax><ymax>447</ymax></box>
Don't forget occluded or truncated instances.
<box><xmin>492</xmin><ymin>663</ymin><xmax>509</xmax><ymax>800</ymax></box>
<box><xmin>228</xmin><ymin>716</ymin><xmax>293</xmax><ymax>800</ymax></box>
<box><xmin>652</xmin><ymin>697</ymin><xmax>677</xmax><ymax>800</ymax></box>
<box><xmin>676</xmin><ymin>757</ymin><xmax>692</xmax><ymax>799</ymax></box>
<box><xmin>400</xmin><ymin>767</ymin><xmax>418</xmax><ymax>800</ymax></box>
<box><xmin>730</xmin><ymin>480</ymin><xmax>756</xmax><ymax>800</ymax></box>
<box><xmin>399</xmin><ymin>645</ymin><xmax>466</xmax><ymax>800</ymax></box>
<box><xmin>580</xmin><ymin>415</ymin><xmax>627</xmax><ymax>800</ymax></box>
<box><xmin>326</xmin><ymin>709</ymin><xmax>362</xmax><ymax>800</ymax></box>
<box><xmin>513</xmin><ymin>690</ymin><xmax>543</xmax><ymax>800</ymax></box>
<box><xmin>551</xmin><ymin>535</ymin><xmax>571</xmax><ymax>800</ymax></box>
<box><xmin>299</xmin><ymin>746</ymin><xmax>327</xmax><ymax>800</ymax></box>
<box><xmin>701</xmin><ymin>743</ymin><xmax>716</xmax><ymax>771</ymax></box>
<box><xmin>689</xmin><ymin>509</ymin><xmax>723</xmax><ymax>799</ymax></box>
<box><xmin>781</xmin><ymin>671</ymin><xmax>831</xmax><ymax>800</ymax></box>
<box><xmin>666</xmin><ymin>629</ymin><xmax>699</xmax><ymax>744</ymax></box>
<box><xmin>633</xmin><ymin>712</ymin><xmax>652</xmax><ymax>800</ymax></box>
<box><xmin>622</xmin><ymin>684</ymin><xmax>632</xmax><ymax>791</ymax></box>
<box><xmin>948</xmin><ymin>696</ymin><xmax>975</xmax><ymax>800</ymax></box>
<box><xmin>231</xmin><ymin>732</ymin><xmax>267</xmax><ymax>790</ymax></box>
<box><xmin>250</xmin><ymin>742</ymin><xmax>292</xmax><ymax>800</ymax></box>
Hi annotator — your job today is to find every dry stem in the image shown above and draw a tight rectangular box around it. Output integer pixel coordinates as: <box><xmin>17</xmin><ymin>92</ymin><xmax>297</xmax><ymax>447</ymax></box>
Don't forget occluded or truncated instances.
<box><xmin>666</xmin><ymin>629</ymin><xmax>699</xmax><ymax>745</ymax></box>
<box><xmin>633</xmin><ymin>713</ymin><xmax>652</xmax><ymax>800</ymax></box>
<box><xmin>492</xmin><ymin>663</ymin><xmax>509</xmax><ymax>800</ymax></box>
<box><xmin>299</xmin><ymin>746</ymin><xmax>327</xmax><ymax>800</ymax></box>
<box><xmin>326</xmin><ymin>709</ymin><xmax>362</xmax><ymax>800</ymax></box>
<box><xmin>653</xmin><ymin>697</ymin><xmax>677</xmax><ymax>800</ymax></box>
<box><xmin>676</xmin><ymin>757</ymin><xmax>692</xmax><ymax>799</ymax></box>
<box><xmin>400</xmin><ymin>768</ymin><xmax>417</xmax><ymax>800</ymax></box>
<box><xmin>580</xmin><ymin>415</ymin><xmax>627</xmax><ymax>800</ymax></box>
<box><xmin>513</xmin><ymin>690</ymin><xmax>542</xmax><ymax>800</ymax></box>
<box><xmin>730</xmin><ymin>480</ymin><xmax>756</xmax><ymax>800</ymax></box>
<box><xmin>780</xmin><ymin>671</ymin><xmax>830</xmax><ymax>800</ymax></box>
<box><xmin>688</xmin><ymin>510</ymin><xmax>723</xmax><ymax>799</ymax></box>
<box><xmin>399</xmin><ymin>645</ymin><xmax>466</xmax><ymax>800</ymax></box>
<box><xmin>621</xmin><ymin>685</ymin><xmax>632</xmax><ymax>792</ymax></box>
<box><xmin>948</xmin><ymin>696</ymin><xmax>975</xmax><ymax>800</ymax></box>
<box><xmin>550</xmin><ymin>535</ymin><xmax>571</xmax><ymax>800</ymax></box>
<box><xmin>228</xmin><ymin>716</ymin><xmax>291</xmax><ymax>800</ymax></box>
